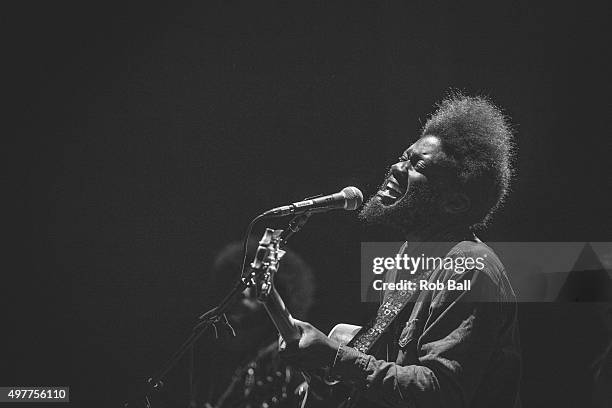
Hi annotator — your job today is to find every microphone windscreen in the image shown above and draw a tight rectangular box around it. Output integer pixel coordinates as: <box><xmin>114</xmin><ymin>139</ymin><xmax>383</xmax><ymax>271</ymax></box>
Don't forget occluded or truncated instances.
<box><xmin>341</xmin><ymin>186</ymin><xmax>364</xmax><ymax>210</ymax></box>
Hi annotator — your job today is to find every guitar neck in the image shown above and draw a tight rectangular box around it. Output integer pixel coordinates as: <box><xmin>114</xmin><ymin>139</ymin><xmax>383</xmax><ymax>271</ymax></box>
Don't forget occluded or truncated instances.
<box><xmin>262</xmin><ymin>287</ymin><xmax>301</xmax><ymax>344</ymax></box>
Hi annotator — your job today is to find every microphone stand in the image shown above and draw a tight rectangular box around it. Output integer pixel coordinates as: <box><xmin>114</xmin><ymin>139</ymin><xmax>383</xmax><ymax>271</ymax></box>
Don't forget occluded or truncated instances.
<box><xmin>123</xmin><ymin>212</ymin><xmax>312</xmax><ymax>408</ymax></box>
<box><xmin>123</xmin><ymin>279</ymin><xmax>250</xmax><ymax>408</ymax></box>
<box><xmin>279</xmin><ymin>212</ymin><xmax>312</xmax><ymax>246</ymax></box>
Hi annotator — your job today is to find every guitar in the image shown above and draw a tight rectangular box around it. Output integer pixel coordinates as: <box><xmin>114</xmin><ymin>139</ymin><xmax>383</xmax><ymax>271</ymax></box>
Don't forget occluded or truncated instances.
<box><xmin>249</xmin><ymin>228</ymin><xmax>364</xmax><ymax>408</ymax></box>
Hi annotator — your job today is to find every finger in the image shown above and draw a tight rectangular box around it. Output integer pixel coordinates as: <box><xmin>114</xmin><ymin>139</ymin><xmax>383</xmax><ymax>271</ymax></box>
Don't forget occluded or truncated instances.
<box><xmin>291</xmin><ymin>318</ymin><xmax>308</xmax><ymax>329</ymax></box>
<box><xmin>278</xmin><ymin>335</ymin><xmax>286</xmax><ymax>351</ymax></box>
<box><xmin>295</xmin><ymin>381</ymin><xmax>309</xmax><ymax>396</ymax></box>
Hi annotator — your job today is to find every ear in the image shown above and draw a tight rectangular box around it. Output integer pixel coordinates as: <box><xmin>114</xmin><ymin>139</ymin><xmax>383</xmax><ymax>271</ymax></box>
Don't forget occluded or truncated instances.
<box><xmin>443</xmin><ymin>192</ymin><xmax>470</xmax><ymax>215</ymax></box>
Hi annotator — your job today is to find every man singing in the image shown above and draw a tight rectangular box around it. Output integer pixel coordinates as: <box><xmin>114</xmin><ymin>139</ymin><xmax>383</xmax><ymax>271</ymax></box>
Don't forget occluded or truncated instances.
<box><xmin>281</xmin><ymin>93</ymin><xmax>521</xmax><ymax>408</ymax></box>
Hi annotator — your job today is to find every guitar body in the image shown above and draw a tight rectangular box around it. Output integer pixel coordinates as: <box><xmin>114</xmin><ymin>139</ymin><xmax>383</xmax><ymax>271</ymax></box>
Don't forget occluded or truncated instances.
<box><xmin>328</xmin><ymin>323</ymin><xmax>362</xmax><ymax>346</ymax></box>
<box><xmin>315</xmin><ymin>324</ymin><xmax>364</xmax><ymax>408</ymax></box>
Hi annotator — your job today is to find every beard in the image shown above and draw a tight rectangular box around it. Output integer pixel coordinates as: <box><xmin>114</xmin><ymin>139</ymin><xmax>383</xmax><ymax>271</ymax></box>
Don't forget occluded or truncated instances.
<box><xmin>358</xmin><ymin>177</ymin><xmax>444</xmax><ymax>234</ymax></box>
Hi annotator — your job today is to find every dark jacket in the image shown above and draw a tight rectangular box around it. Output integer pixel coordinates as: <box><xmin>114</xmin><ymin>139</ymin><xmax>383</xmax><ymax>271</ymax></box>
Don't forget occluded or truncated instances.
<box><xmin>333</xmin><ymin>240</ymin><xmax>522</xmax><ymax>408</ymax></box>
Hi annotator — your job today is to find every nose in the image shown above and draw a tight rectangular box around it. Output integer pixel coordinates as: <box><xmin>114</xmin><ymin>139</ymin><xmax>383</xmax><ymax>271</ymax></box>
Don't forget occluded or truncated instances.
<box><xmin>390</xmin><ymin>161</ymin><xmax>409</xmax><ymax>185</ymax></box>
<box><xmin>391</xmin><ymin>160</ymin><xmax>409</xmax><ymax>173</ymax></box>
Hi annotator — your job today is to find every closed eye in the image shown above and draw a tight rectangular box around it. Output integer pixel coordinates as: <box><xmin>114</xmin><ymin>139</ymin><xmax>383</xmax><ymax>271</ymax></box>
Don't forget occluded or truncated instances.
<box><xmin>399</xmin><ymin>153</ymin><xmax>426</xmax><ymax>171</ymax></box>
<box><xmin>409</xmin><ymin>154</ymin><xmax>428</xmax><ymax>171</ymax></box>
<box><xmin>414</xmin><ymin>160</ymin><xmax>427</xmax><ymax>171</ymax></box>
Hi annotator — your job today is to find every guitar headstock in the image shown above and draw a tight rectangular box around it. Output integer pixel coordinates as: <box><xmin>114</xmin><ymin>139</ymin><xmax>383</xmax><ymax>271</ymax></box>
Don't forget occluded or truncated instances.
<box><xmin>250</xmin><ymin>228</ymin><xmax>286</xmax><ymax>301</ymax></box>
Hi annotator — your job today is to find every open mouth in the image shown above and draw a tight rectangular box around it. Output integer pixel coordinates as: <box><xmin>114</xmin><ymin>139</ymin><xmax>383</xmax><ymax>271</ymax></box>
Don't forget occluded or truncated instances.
<box><xmin>376</xmin><ymin>173</ymin><xmax>408</xmax><ymax>206</ymax></box>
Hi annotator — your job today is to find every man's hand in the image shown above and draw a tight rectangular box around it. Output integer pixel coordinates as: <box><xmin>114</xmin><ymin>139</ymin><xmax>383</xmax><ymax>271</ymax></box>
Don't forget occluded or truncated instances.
<box><xmin>279</xmin><ymin>319</ymin><xmax>341</xmax><ymax>370</ymax></box>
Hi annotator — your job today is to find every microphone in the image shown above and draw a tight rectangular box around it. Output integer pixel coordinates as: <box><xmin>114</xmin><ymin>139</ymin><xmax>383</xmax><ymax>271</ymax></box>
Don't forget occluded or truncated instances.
<box><xmin>261</xmin><ymin>186</ymin><xmax>363</xmax><ymax>217</ymax></box>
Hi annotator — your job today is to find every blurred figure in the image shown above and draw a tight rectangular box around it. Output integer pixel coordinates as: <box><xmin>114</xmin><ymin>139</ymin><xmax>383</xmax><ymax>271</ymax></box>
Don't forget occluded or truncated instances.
<box><xmin>194</xmin><ymin>239</ymin><xmax>315</xmax><ymax>408</ymax></box>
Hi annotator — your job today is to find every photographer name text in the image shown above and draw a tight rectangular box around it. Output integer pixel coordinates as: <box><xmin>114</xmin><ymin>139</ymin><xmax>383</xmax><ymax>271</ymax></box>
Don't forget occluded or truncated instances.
<box><xmin>372</xmin><ymin>279</ymin><xmax>471</xmax><ymax>291</ymax></box>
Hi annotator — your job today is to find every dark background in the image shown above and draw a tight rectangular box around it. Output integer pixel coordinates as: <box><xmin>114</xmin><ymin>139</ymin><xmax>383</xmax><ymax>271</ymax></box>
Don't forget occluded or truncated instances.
<box><xmin>4</xmin><ymin>1</ymin><xmax>611</xmax><ymax>407</ymax></box>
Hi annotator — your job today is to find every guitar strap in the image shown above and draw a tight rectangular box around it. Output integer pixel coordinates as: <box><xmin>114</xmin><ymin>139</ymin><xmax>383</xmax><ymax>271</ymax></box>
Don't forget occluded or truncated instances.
<box><xmin>348</xmin><ymin>266</ymin><xmax>432</xmax><ymax>354</ymax></box>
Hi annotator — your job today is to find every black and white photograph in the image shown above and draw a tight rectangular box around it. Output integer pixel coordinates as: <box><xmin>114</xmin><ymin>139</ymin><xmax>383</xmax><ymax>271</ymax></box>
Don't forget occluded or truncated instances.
<box><xmin>4</xmin><ymin>1</ymin><xmax>612</xmax><ymax>407</ymax></box>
